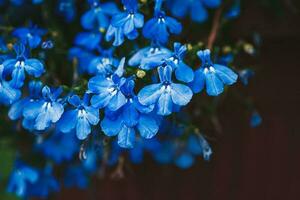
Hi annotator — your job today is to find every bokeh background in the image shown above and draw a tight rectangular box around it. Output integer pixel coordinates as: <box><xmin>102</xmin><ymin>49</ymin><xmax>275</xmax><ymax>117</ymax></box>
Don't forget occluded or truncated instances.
<box><xmin>54</xmin><ymin>1</ymin><xmax>300</xmax><ymax>199</ymax></box>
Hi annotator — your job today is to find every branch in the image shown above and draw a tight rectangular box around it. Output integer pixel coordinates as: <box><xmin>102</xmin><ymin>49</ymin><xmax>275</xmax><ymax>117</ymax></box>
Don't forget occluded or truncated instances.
<box><xmin>207</xmin><ymin>6</ymin><xmax>223</xmax><ymax>50</ymax></box>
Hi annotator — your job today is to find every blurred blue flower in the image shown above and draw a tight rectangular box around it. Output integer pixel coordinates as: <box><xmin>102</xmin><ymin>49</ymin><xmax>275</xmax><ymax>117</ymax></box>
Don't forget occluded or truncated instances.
<box><xmin>239</xmin><ymin>69</ymin><xmax>254</xmax><ymax>85</ymax></box>
<box><xmin>250</xmin><ymin>111</ymin><xmax>262</xmax><ymax>128</ymax></box>
<box><xmin>81</xmin><ymin>0</ymin><xmax>119</xmax><ymax>30</ymax></box>
<box><xmin>190</xmin><ymin>49</ymin><xmax>238</xmax><ymax>96</ymax></box>
<box><xmin>169</xmin><ymin>0</ymin><xmax>221</xmax><ymax>23</ymax></box>
<box><xmin>13</xmin><ymin>26</ymin><xmax>46</xmax><ymax>49</ymax></box>
<box><xmin>36</xmin><ymin>131</ymin><xmax>79</xmax><ymax>163</ymax></box>
<box><xmin>7</xmin><ymin>162</ymin><xmax>38</xmax><ymax>197</ymax></box>
<box><xmin>57</xmin><ymin>0</ymin><xmax>76</xmax><ymax>22</ymax></box>
<box><xmin>27</xmin><ymin>165</ymin><xmax>59</xmax><ymax>199</ymax></box>
<box><xmin>74</xmin><ymin>31</ymin><xmax>102</xmax><ymax>51</ymax></box>
<box><xmin>143</xmin><ymin>0</ymin><xmax>182</xmax><ymax>44</ymax></box>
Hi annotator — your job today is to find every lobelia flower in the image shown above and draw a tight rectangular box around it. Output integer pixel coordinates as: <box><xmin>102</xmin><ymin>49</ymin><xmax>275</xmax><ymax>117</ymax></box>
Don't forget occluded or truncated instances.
<box><xmin>36</xmin><ymin>130</ymin><xmax>79</xmax><ymax>164</ymax></box>
<box><xmin>9</xmin><ymin>80</ymin><xmax>42</xmax><ymax>121</ymax></box>
<box><xmin>22</xmin><ymin>86</ymin><xmax>64</xmax><ymax>131</ymax></box>
<box><xmin>88</xmin><ymin>57</ymin><xmax>127</xmax><ymax>111</ymax></box>
<box><xmin>138</xmin><ymin>65</ymin><xmax>193</xmax><ymax>116</ymax></box>
<box><xmin>0</xmin><ymin>65</ymin><xmax>21</xmax><ymax>105</ymax></box>
<box><xmin>27</xmin><ymin>165</ymin><xmax>59</xmax><ymax>199</ymax></box>
<box><xmin>13</xmin><ymin>26</ymin><xmax>46</xmax><ymax>49</ymax></box>
<box><xmin>58</xmin><ymin>94</ymin><xmax>100</xmax><ymax>140</ymax></box>
<box><xmin>101</xmin><ymin>79</ymin><xmax>160</xmax><ymax>148</ymax></box>
<box><xmin>239</xmin><ymin>69</ymin><xmax>254</xmax><ymax>86</ymax></box>
<box><xmin>128</xmin><ymin>43</ymin><xmax>172</xmax><ymax>70</ymax></box>
<box><xmin>81</xmin><ymin>0</ymin><xmax>119</xmax><ymax>30</ymax></box>
<box><xmin>250</xmin><ymin>111</ymin><xmax>262</xmax><ymax>128</ymax></box>
<box><xmin>165</xmin><ymin>42</ymin><xmax>194</xmax><ymax>83</ymax></box>
<box><xmin>7</xmin><ymin>162</ymin><xmax>39</xmax><ymax>197</ymax></box>
<box><xmin>2</xmin><ymin>43</ymin><xmax>45</xmax><ymax>88</ymax></box>
<box><xmin>68</xmin><ymin>47</ymin><xmax>96</xmax><ymax>74</ymax></box>
<box><xmin>190</xmin><ymin>49</ymin><xmax>238</xmax><ymax>96</ymax></box>
<box><xmin>143</xmin><ymin>0</ymin><xmax>182</xmax><ymax>44</ymax></box>
<box><xmin>74</xmin><ymin>31</ymin><xmax>102</xmax><ymax>51</ymax></box>
<box><xmin>64</xmin><ymin>166</ymin><xmax>88</xmax><ymax>189</ymax></box>
<box><xmin>57</xmin><ymin>0</ymin><xmax>76</xmax><ymax>22</ymax></box>
<box><xmin>88</xmin><ymin>47</ymin><xmax>119</xmax><ymax>75</ymax></box>
<box><xmin>169</xmin><ymin>0</ymin><xmax>222</xmax><ymax>23</ymax></box>
<box><xmin>105</xmin><ymin>0</ymin><xmax>144</xmax><ymax>46</ymax></box>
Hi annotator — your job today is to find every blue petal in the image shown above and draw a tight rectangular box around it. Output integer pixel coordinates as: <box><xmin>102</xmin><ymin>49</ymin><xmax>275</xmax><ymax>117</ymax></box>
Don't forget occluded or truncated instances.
<box><xmin>171</xmin><ymin>0</ymin><xmax>189</xmax><ymax>18</ymax></box>
<box><xmin>8</xmin><ymin>98</ymin><xmax>29</xmax><ymax>120</ymax></box>
<box><xmin>48</xmin><ymin>102</ymin><xmax>64</xmax><ymax>123</ymax></box>
<box><xmin>170</xmin><ymin>83</ymin><xmax>193</xmax><ymax>106</ymax></box>
<box><xmin>58</xmin><ymin>110</ymin><xmax>78</xmax><ymax>133</ymax></box>
<box><xmin>214</xmin><ymin>64</ymin><xmax>238</xmax><ymax>85</ymax></box>
<box><xmin>157</xmin><ymin>91</ymin><xmax>173</xmax><ymax>116</ymax></box>
<box><xmin>68</xmin><ymin>95</ymin><xmax>81</xmax><ymax>107</ymax></box>
<box><xmin>122</xmin><ymin>103</ymin><xmax>139</xmax><ymax>127</ymax></box>
<box><xmin>10</xmin><ymin>67</ymin><xmax>25</xmax><ymax>88</ymax></box>
<box><xmin>175</xmin><ymin>152</ymin><xmax>194</xmax><ymax>169</ymax></box>
<box><xmin>165</xmin><ymin>17</ymin><xmax>182</xmax><ymax>34</ymax></box>
<box><xmin>117</xmin><ymin>125</ymin><xmax>135</xmax><ymax>148</ymax></box>
<box><xmin>0</xmin><ymin>81</ymin><xmax>21</xmax><ymax>105</ymax></box>
<box><xmin>137</xmin><ymin>114</ymin><xmax>159</xmax><ymax>139</ymax></box>
<box><xmin>100</xmin><ymin>115</ymin><xmax>123</xmax><ymax>136</ymax></box>
<box><xmin>205</xmin><ymin>71</ymin><xmax>224</xmax><ymax>96</ymax></box>
<box><xmin>138</xmin><ymin>84</ymin><xmax>162</xmax><ymax>106</ymax></box>
<box><xmin>22</xmin><ymin>101</ymin><xmax>44</xmax><ymax>120</ymax></box>
<box><xmin>134</xmin><ymin>13</ymin><xmax>144</xmax><ymax>28</ymax></box>
<box><xmin>85</xmin><ymin>106</ymin><xmax>99</xmax><ymax>125</ymax></box>
<box><xmin>90</xmin><ymin>93</ymin><xmax>112</xmax><ymax>109</ymax></box>
<box><xmin>107</xmin><ymin>91</ymin><xmax>126</xmax><ymax>111</ymax></box>
<box><xmin>76</xmin><ymin>117</ymin><xmax>91</xmax><ymax>140</ymax></box>
<box><xmin>202</xmin><ymin>0</ymin><xmax>221</xmax><ymax>8</ymax></box>
<box><xmin>74</xmin><ymin>32</ymin><xmax>101</xmax><ymax>50</ymax></box>
<box><xmin>81</xmin><ymin>10</ymin><xmax>97</xmax><ymax>30</ymax></box>
<box><xmin>88</xmin><ymin>75</ymin><xmax>114</xmax><ymax>93</ymax></box>
<box><xmin>175</xmin><ymin>61</ymin><xmax>194</xmax><ymax>83</ymax></box>
<box><xmin>190</xmin><ymin>0</ymin><xmax>208</xmax><ymax>22</ymax></box>
<box><xmin>24</xmin><ymin>59</ymin><xmax>44</xmax><ymax>77</ymax></box>
<box><xmin>189</xmin><ymin>68</ymin><xmax>205</xmax><ymax>93</ymax></box>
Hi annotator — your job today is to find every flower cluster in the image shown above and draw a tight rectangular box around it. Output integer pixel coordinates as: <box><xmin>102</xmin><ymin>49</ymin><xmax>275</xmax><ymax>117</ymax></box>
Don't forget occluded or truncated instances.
<box><xmin>0</xmin><ymin>0</ymin><xmax>261</xmax><ymax>198</ymax></box>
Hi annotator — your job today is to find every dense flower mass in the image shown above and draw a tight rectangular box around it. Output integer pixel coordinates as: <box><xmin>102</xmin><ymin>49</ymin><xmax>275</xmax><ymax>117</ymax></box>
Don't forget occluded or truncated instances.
<box><xmin>0</xmin><ymin>0</ymin><xmax>260</xmax><ymax>198</ymax></box>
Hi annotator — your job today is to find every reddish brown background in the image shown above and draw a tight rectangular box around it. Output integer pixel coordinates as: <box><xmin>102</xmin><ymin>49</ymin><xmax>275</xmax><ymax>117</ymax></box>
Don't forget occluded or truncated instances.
<box><xmin>57</xmin><ymin>1</ymin><xmax>300</xmax><ymax>199</ymax></box>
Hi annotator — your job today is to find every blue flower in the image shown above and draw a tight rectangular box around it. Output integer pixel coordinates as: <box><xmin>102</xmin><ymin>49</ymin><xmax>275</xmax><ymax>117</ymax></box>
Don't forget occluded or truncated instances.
<box><xmin>169</xmin><ymin>0</ymin><xmax>221</xmax><ymax>23</ymax></box>
<box><xmin>57</xmin><ymin>0</ymin><xmax>76</xmax><ymax>22</ymax></box>
<box><xmin>239</xmin><ymin>69</ymin><xmax>254</xmax><ymax>86</ymax></box>
<box><xmin>22</xmin><ymin>86</ymin><xmax>64</xmax><ymax>131</ymax></box>
<box><xmin>105</xmin><ymin>0</ymin><xmax>144</xmax><ymax>46</ymax></box>
<box><xmin>225</xmin><ymin>0</ymin><xmax>240</xmax><ymax>20</ymax></box>
<box><xmin>143</xmin><ymin>0</ymin><xmax>182</xmax><ymax>44</ymax></box>
<box><xmin>2</xmin><ymin>43</ymin><xmax>45</xmax><ymax>88</ymax></box>
<box><xmin>13</xmin><ymin>26</ymin><xmax>46</xmax><ymax>49</ymax></box>
<box><xmin>81</xmin><ymin>0</ymin><xmax>119</xmax><ymax>30</ymax></box>
<box><xmin>27</xmin><ymin>165</ymin><xmax>59</xmax><ymax>199</ymax></box>
<box><xmin>138</xmin><ymin>65</ymin><xmax>193</xmax><ymax>116</ymax></box>
<box><xmin>0</xmin><ymin>65</ymin><xmax>21</xmax><ymax>105</ymax></box>
<box><xmin>101</xmin><ymin>79</ymin><xmax>159</xmax><ymax>148</ymax></box>
<box><xmin>74</xmin><ymin>31</ymin><xmax>101</xmax><ymax>50</ymax></box>
<box><xmin>128</xmin><ymin>44</ymin><xmax>172</xmax><ymax>70</ymax></box>
<box><xmin>190</xmin><ymin>49</ymin><xmax>238</xmax><ymax>96</ymax></box>
<box><xmin>64</xmin><ymin>166</ymin><xmax>88</xmax><ymax>189</ymax></box>
<box><xmin>250</xmin><ymin>111</ymin><xmax>262</xmax><ymax>128</ymax></box>
<box><xmin>68</xmin><ymin>47</ymin><xmax>96</xmax><ymax>74</ymax></box>
<box><xmin>7</xmin><ymin>162</ymin><xmax>38</xmax><ymax>197</ymax></box>
<box><xmin>88</xmin><ymin>57</ymin><xmax>127</xmax><ymax>111</ymax></box>
<box><xmin>88</xmin><ymin>47</ymin><xmax>119</xmax><ymax>75</ymax></box>
<box><xmin>9</xmin><ymin>80</ymin><xmax>42</xmax><ymax>120</ymax></box>
<box><xmin>36</xmin><ymin>130</ymin><xmax>79</xmax><ymax>163</ymax></box>
<box><xmin>58</xmin><ymin>94</ymin><xmax>100</xmax><ymax>140</ymax></box>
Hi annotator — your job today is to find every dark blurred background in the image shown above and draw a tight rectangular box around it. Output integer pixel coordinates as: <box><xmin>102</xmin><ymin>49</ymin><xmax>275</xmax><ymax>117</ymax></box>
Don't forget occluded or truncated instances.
<box><xmin>56</xmin><ymin>0</ymin><xmax>300</xmax><ymax>199</ymax></box>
